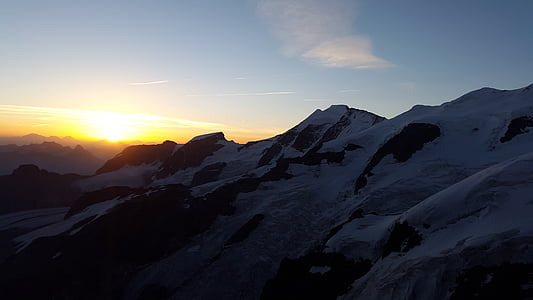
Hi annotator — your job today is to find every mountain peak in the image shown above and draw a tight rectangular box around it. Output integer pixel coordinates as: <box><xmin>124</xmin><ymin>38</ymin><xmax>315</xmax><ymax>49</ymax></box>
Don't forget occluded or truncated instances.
<box><xmin>324</xmin><ymin>104</ymin><xmax>349</xmax><ymax>112</ymax></box>
<box><xmin>303</xmin><ymin>105</ymin><xmax>350</xmax><ymax>127</ymax></box>
<box><xmin>156</xmin><ymin>133</ymin><xmax>227</xmax><ymax>178</ymax></box>
<box><xmin>162</xmin><ymin>140</ymin><xmax>178</xmax><ymax>146</ymax></box>
<box><xmin>96</xmin><ymin>140</ymin><xmax>178</xmax><ymax>174</ymax></box>
<box><xmin>189</xmin><ymin>132</ymin><xmax>226</xmax><ymax>143</ymax></box>
<box><xmin>300</xmin><ymin>105</ymin><xmax>384</xmax><ymax>130</ymax></box>
<box><xmin>21</xmin><ymin>133</ymin><xmax>45</xmax><ymax>139</ymax></box>
<box><xmin>12</xmin><ymin>164</ymin><xmax>44</xmax><ymax>176</ymax></box>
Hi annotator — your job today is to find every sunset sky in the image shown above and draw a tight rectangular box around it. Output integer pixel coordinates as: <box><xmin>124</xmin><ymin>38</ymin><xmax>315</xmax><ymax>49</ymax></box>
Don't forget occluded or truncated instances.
<box><xmin>1</xmin><ymin>0</ymin><xmax>532</xmax><ymax>143</ymax></box>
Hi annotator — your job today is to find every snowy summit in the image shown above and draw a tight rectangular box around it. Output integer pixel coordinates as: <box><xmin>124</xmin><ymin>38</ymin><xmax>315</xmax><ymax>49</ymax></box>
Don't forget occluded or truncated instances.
<box><xmin>1</xmin><ymin>84</ymin><xmax>533</xmax><ymax>299</ymax></box>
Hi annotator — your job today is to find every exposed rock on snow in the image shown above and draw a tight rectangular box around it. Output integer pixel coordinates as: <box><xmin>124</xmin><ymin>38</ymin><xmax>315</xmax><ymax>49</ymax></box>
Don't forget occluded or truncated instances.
<box><xmin>258</xmin><ymin>105</ymin><xmax>385</xmax><ymax>167</ymax></box>
<box><xmin>499</xmin><ymin>115</ymin><xmax>533</xmax><ymax>143</ymax></box>
<box><xmin>1</xmin><ymin>84</ymin><xmax>533</xmax><ymax>300</ymax></box>
<box><xmin>156</xmin><ymin>132</ymin><xmax>227</xmax><ymax>178</ymax></box>
<box><xmin>191</xmin><ymin>162</ymin><xmax>227</xmax><ymax>186</ymax></box>
<box><xmin>96</xmin><ymin>140</ymin><xmax>177</xmax><ymax>174</ymax></box>
<box><xmin>355</xmin><ymin>123</ymin><xmax>440</xmax><ymax>193</ymax></box>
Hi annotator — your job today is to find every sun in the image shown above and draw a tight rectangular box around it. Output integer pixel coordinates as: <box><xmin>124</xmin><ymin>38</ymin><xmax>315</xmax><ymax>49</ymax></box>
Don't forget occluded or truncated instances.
<box><xmin>104</xmin><ymin>126</ymin><xmax>124</xmax><ymax>142</ymax></box>
<box><xmin>87</xmin><ymin>111</ymin><xmax>137</xmax><ymax>142</ymax></box>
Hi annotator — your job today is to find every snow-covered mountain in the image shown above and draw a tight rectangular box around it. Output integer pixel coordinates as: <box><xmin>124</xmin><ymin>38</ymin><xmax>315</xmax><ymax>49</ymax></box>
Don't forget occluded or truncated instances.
<box><xmin>0</xmin><ymin>84</ymin><xmax>532</xmax><ymax>299</ymax></box>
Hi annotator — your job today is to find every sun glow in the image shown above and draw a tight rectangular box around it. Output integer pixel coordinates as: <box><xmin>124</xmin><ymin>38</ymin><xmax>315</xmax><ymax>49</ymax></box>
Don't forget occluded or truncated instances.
<box><xmin>0</xmin><ymin>105</ymin><xmax>226</xmax><ymax>143</ymax></box>
<box><xmin>88</xmin><ymin>111</ymin><xmax>137</xmax><ymax>142</ymax></box>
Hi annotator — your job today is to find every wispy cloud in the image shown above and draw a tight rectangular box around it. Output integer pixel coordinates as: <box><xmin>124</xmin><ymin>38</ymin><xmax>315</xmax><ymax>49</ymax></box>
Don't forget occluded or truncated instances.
<box><xmin>257</xmin><ymin>0</ymin><xmax>392</xmax><ymax>69</ymax></box>
<box><xmin>185</xmin><ymin>91</ymin><xmax>296</xmax><ymax>97</ymax></box>
<box><xmin>0</xmin><ymin>105</ymin><xmax>283</xmax><ymax>143</ymax></box>
<box><xmin>0</xmin><ymin>105</ymin><xmax>220</xmax><ymax>129</ymax></box>
<box><xmin>338</xmin><ymin>89</ymin><xmax>360</xmax><ymax>93</ymax></box>
<box><xmin>128</xmin><ymin>80</ymin><xmax>169</xmax><ymax>86</ymax></box>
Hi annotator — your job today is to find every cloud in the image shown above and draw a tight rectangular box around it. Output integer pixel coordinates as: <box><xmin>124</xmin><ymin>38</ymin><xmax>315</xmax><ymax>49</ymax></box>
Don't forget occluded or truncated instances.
<box><xmin>303</xmin><ymin>36</ymin><xmax>391</xmax><ymax>69</ymax></box>
<box><xmin>0</xmin><ymin>105</ymin><xmax>221</xmax><ymax>129</ymax></box>
<box><xmin>257</xmin><ymin>0</ymin><xmax>391</xmax><ymax>69</ymax></box>
<box><xmin>338</xmin><ymin>89</ymin><xmax>360</xmax><ymax>93</ymax></box>
<box><xmin>185</xmin><ymin>91</ymin><xmax>296</xmax><ymax>97</ymax></box>
<box><xmin>252</xmin><ymin>91</ymin><xmax>295</xmax><ymax>96</ymax></box>
<box><xmin>128</xmin><ymin>80</ymin><xmax>169</xmax><ymax>86</ymax></box>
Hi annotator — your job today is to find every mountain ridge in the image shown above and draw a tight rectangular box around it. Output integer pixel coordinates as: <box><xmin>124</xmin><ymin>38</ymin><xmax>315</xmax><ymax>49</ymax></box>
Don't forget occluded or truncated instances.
<box><xmin>0</xmin><ymin>141</ymin><xmax>104</xmax><ymax>175</ymax></box>
<box><xmin>0</xmin><ymin>83</ymin><xmax>532</xmax><ymax>299</ymax></box>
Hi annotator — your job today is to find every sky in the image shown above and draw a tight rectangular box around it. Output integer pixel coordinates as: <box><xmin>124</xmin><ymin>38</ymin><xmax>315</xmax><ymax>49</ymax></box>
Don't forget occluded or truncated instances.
<box><xmin>1</xmin><ymin>0</ymin><xmax>532</xmax><ymax>143</ymax></box>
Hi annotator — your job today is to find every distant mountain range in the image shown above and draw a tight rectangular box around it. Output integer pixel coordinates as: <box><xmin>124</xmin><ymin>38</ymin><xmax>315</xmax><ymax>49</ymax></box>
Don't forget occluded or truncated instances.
<box><xmin>0</xmin><ymin>142</ymin><xmax>103</xmax><ymax>175</ymax></box>
<box><xmin>0</xmin><ymin>133</ymin><xmax>151</xmax><ymax>180</ymax></box>
<box><xmin>0</xmin><ymin>133</ymin><xmax>136</xmax><ymax>160</ymax></box>
<box><xmin>0</xmin><ymin>84</ymin><xmax>532</xmax><ymax>299</ymax></box>
<box><xmin>0</xmin><ymin>136</ymin><xmax>142</xmax><ymax>217</ymax></box>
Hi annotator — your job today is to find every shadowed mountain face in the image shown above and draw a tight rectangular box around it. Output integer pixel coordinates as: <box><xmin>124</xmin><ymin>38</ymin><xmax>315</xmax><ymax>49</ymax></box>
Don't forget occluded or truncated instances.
<box><xmin>96</xmin><ymin>140</ymin><xmax>177</xmax><ymax>174</ymax></box>
<box><xmin>0</xmin><ymin>165</ymin><xmax>83</xmax><ymax>214</ymax></box>
<box><xmin>0</xmin><ymin>142</ymin><xmax>104</xmax><ymax>175</ymax></box>
<box><xmin>80</xmin><ymin>133</ymin><xmax>229</xmax><ymax>192</ymax></box>
<box><xmin>1</xmin><ymin>84</ymin><xmax>533</xmax><ymax>300</ymax></box>
<box><xmin>156</xmin><ymin>132</ymin><xmax>227</xmax><ymax>178</ymax></box>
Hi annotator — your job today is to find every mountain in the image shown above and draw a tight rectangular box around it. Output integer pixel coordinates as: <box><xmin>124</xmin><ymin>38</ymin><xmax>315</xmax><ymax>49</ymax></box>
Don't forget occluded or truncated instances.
<box><xmin>96</xmin><ymin>140</ymin><xmax>178</xmax><ymax>174</ymax></box>
<box><xmin>0</xmin><ymin>165</ymin><xmax>83</xmax><ymax>214</ymax></box>
<box><xmin>0</xmin><ymin>84</ymin><xmax>532</xmax><ymax>299</ymax></box>
<box><xmin>0</xmin><ymin>134</ymin><xmax>136</xmax><ymax>161</ymax></box>
<box><xmin>0</xmin><ymin>142</ymin><xmax>104</xmax><ymax>175</ymax></box>
<box><xmin>0</xmin><ymin>134</ymin><xmax>91</xmax><ymax>150</ymax></box>
<box><xmin>0</xmin><ymin>133</ymin><xmax>66</xmax><ymax>146</ymax></box>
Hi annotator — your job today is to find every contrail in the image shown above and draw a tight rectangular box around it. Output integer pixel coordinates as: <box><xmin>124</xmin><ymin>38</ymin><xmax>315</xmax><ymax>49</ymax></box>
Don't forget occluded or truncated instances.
<box><xmin>128</xmin><ymin>80</ymin><xmax>169</xmax><ymax>86</ymax></box>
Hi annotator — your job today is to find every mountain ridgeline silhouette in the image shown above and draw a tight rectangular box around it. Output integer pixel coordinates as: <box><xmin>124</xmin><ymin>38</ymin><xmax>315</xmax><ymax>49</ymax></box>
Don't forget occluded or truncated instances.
<box><xmin>1</xmin><ymin>84</ymin><xmax>533</xmax><ymax>299</ymax></box>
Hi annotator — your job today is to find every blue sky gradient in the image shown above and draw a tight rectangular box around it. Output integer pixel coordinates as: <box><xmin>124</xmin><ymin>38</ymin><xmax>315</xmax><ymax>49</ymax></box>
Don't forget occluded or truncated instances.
<box><xmin>1</xmin><ymin>0</ymin><xmax>532</xmax><ymax>142</ymax></box>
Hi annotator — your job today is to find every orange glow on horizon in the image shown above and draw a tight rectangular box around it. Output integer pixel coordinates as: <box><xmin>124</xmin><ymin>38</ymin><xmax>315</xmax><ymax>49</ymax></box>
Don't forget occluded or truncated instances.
<box><xmin>0</xmin><ymin>105</ymin><xmax>280</xmax><ymax>144</ymax></box>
